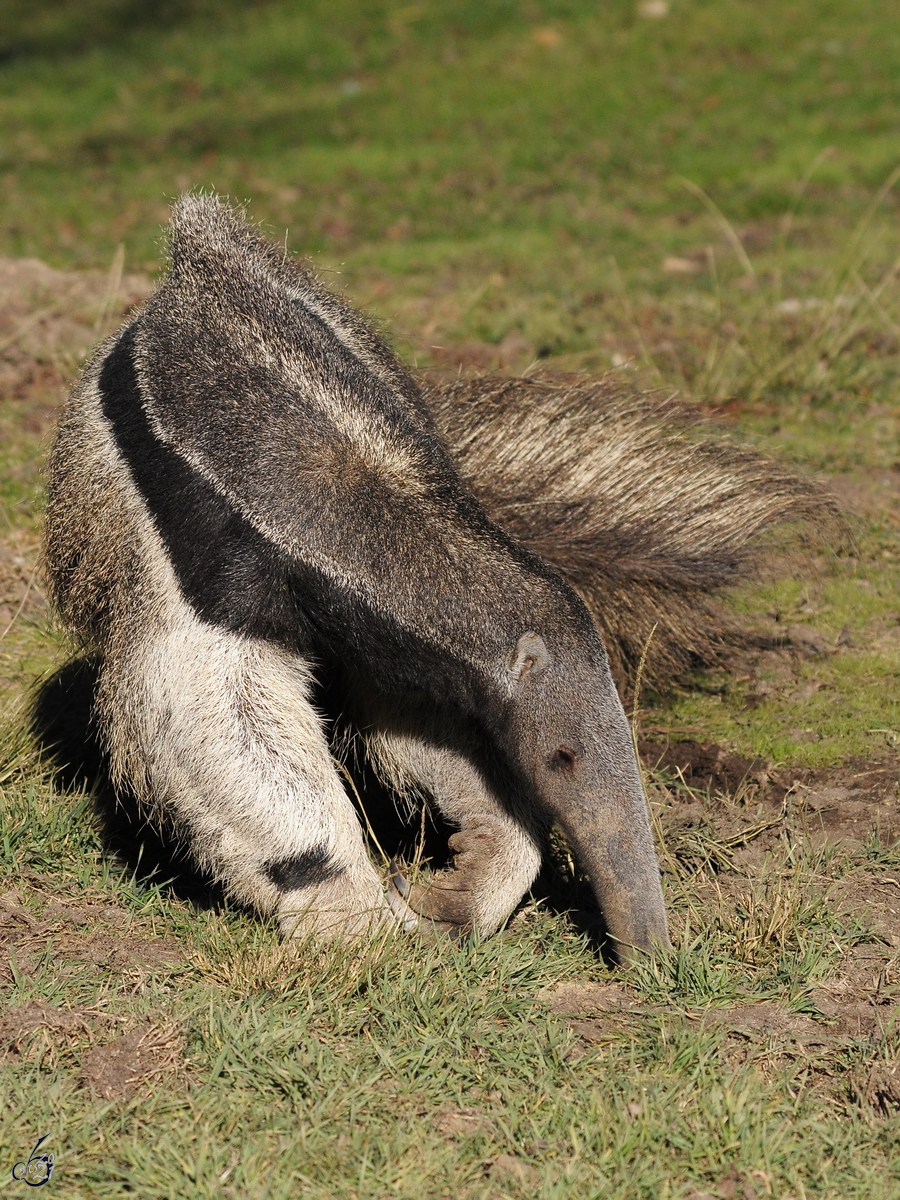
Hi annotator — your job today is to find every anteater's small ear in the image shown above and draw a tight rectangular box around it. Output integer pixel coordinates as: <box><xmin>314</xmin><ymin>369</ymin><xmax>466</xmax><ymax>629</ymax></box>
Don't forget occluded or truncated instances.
<box><xmin>508</xmin><ymin>632</ymin><xmax>551</xmax><ymax>685</ymax></box>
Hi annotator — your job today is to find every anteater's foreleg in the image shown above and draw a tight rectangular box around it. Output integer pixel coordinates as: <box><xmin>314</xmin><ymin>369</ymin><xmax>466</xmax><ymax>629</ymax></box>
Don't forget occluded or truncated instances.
<box><xmin>361</xmin><ymin>698</ymin><xmax>543</xmax><ymax>934</ymax></box>
<box><xmin>99</xmin><ymin>618</ymin><xmax>389</xmax><ymax>938</ymax></box>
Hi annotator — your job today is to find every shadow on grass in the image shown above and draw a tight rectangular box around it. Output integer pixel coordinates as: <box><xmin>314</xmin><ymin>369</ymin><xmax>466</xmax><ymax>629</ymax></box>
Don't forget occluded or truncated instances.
<box><xmin>29</xmin><ymin>654</ymin><xmax>612</xmax><ymax>957</ymax></box>
<box><xmin>0</xmin><ymin>0</ymin><xmax>263</xmax><ymax>63</ymax></box>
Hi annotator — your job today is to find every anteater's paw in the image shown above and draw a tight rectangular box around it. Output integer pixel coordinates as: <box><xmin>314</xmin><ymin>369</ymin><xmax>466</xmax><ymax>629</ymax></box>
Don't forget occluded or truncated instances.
<box><xmin>387</xmin><ymin>857</ymin><xmax>470</xmax><ymax>939</ymax></box>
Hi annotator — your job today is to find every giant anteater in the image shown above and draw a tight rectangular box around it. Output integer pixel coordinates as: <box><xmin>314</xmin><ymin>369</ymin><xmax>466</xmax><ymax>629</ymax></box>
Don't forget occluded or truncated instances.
<box><xmin>43</xmin><ymin>195</ymin><xmax>826</xmax><ymax>958</ymax></box>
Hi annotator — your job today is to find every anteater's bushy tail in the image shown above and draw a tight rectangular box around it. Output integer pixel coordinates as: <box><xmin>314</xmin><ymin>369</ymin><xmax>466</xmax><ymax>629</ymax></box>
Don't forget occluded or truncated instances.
<box><xmin>424</xmin><ymin>373</ymin><xmax>836</xmax><ymax>690</ymax></box>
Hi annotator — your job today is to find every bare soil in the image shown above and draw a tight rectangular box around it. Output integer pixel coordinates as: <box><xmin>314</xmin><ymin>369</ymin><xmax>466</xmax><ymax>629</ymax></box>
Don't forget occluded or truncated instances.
<box><xmin>0</xmin><ymin>883</ymin><xmax>185</xmax><ymax>1099</ymax></box>
<box><xmin>0</xmin><ymin>256</ymin><xmax>151</xmax><ymax>402</ymax></box>
<box><xmin>78</xmin><ymin>1020</ymin><xmax>182</xmax><ymax>1100</ymax></box>
<box><xmin>0</xmin><ymin>887</ymin><xmax>182</xmax><ymax>985</ymax></box>
<box><xmin>643</xmin><ymin>739</ymin><xmax>900</xmax><ymax>848</ymax></box>
<box><xmin>1</xmin><ymin>997</ymin><xmax>182</xmax><ymax>1099</ymax></box>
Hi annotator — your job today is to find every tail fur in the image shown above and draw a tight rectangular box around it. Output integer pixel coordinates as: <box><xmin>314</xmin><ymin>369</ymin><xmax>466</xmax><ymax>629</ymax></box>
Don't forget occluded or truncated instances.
<box><xmin>423</xmin><ymin>373</ymin><xmax>837</xmax><ymax>690</ymax></box>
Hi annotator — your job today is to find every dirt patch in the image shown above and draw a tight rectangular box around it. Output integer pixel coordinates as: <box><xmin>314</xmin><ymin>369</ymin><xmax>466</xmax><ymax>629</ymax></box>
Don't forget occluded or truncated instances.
<box><xmin>69</xmin><ymin>933</ymin><xmax>183</xmax><ymax>971</ymax></box>
<box><xmin>685</xmin><ymin>1169</ymin><xmax>763</xmax><ymax>1200</ymax></box>
<box><xmin>832</xmin><ymin>877</ymin><xmax>900</xmax><ymax>948</ymax></box>
<box><xmin>486</xmin><ymin>1153</ymin><xmax>540</xmax><ymax>1188</ymax></box>
<box><xmin>851</xmin><ymin>1059</ymin><xmax>900</xmax><ymax>1116</ymax></box>
<box><xmin>0</xmin><ymin>255</ymin><xmax>152</xmax><ymax>402</ymax></box>
<box><xmin>539</xmin><ymin>980</ymin><xmax>635</xmax><ymax>1016</ymax></box>
<box><xmin>0</xmin><ymin>256</ymin><xmax>152</xmax><ymax>644</ymax></box>
<box><xmin>708</xmin><ymin>982</ymin><xmax>900</xmax><ymax>1077</ymax></box>
<box><xmin>640</xmin><ymin>739</ymin><xmax>770</xmax><ymax>796</ymax></box>
<box><xmin>557</xmin><ymin>981</ymin><xmax>900</xmax><ymax>1061</ymax></box>
<box><xmin>78</xmin><ymin>1019</ymin><xmax>181</xmax><ymax>1099</ymax></box>
<box><xmin>40</xmin><ymin>899</ymin><xmax>129</xmax><ymax>928</ymax></box>
<box><xmin>801</xmin><ymin>941</ymin><xmax>900</xmax><ymax>1037</ymax></box>
<box><xmin>0</xmin><ymin>539</ymin><xmax>44</xmax><ymax>631</ymax></box>
<box><xmin>0</xmin><ymin>888</ymin><xmax>182</xmax><ymax>982</ymax></box>
<box><xmin>539</xmin><ymin>980</ymin><xmax>660</xmax><ymax>1045</ymax></box>
<box><xmin>0</xmin><ymin>1000</ymin><xmax>94</xmax><ymax>1052</ymax></box>
<box><xmin>566</xmin><ymin>1014</ymin><xmax>648</xmax><ymax>1045</ymax></box>
<box><xmin>0</xmin><ymin>999</ymin><xmax>131</xmax><ymax>1070</ymax></box>
<box><xmin>642</xmin><ymin>739</ymin><xmax>899</xmax><ymax>855</ymax></box>
<box><xmin>434</xmin><ymin>1108</ymin><xmax>496</xmax><ymax>1138</ymax></box>
<box><xmin>821</xmin><ymin>469</ymin><xmax>900</xmax><ymax>525</ymax></box>
<box><xmin>0</xmin><ymin>895</ymin><xmax>183</xmax><ymax>1091</ymax></box>
<box><xmin>552</xmin><ymin>745</ymin><xmax>900</xmax><ymax>1072</ymax></box>
<box><xmin>713</xmin><ymin>1002</ymin><xmax>828</xmax><ymax>1045</ymax></box>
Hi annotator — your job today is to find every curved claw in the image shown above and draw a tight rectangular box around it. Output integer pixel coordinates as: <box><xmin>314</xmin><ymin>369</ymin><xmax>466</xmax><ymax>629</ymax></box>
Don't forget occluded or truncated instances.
<box><xmin>390</xmin><ymin>857</ymin><xmax>411</xmax><ymax>900</ymax></box>
<box><xmin>386</xmin><ymin>857</ymin><xmax>465</xmax><ymax>939</ymax></box>
<box><xmin>385</xmin><ymin>867</ymin><xmax>420</xmax><ymax>933</ymax></box>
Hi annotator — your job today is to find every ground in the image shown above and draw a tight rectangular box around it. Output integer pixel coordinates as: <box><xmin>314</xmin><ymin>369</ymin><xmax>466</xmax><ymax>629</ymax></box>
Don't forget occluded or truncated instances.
<box><xmin>2</xmin><ymin>3</ymin><xmax>900</xmax><ymax>1197</ymax></box>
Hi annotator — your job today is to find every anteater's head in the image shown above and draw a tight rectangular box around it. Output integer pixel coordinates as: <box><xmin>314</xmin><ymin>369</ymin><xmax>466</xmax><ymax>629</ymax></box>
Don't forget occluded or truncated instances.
<box><xmin>503</xmin><ymin>622</ymin><xmax>670</xmax><ymax>961</ymax></box>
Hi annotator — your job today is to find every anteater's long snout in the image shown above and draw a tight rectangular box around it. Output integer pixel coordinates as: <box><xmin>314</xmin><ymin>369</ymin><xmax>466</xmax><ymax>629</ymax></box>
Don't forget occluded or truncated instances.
<box><xmin>543</xmin><ymin>735</ymin><xmax>671</xmax><ymax>962</ymax></box>
<box><xmin>584</xmin><ymin>818</ymin><xmax>670</xmax><ymax>961</ymax></box>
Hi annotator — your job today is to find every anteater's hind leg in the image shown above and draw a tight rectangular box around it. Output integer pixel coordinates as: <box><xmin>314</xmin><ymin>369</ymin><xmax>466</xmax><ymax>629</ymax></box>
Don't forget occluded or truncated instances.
<box><xmin>99</xmin><ymin>615</ymin><xmax>389</xmax><ymax>939</ymax></box>
<box><xmin>361</xmin><ymin>699</ymin><xmax>544</xmax><ymax>935</ymax></box>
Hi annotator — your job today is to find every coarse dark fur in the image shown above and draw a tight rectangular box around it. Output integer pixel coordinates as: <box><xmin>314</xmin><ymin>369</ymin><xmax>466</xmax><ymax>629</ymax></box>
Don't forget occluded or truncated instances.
<box><xmin>42</xmin><ymin>194</ymin><xmax>828</xmax><ymax>956</ymax></box>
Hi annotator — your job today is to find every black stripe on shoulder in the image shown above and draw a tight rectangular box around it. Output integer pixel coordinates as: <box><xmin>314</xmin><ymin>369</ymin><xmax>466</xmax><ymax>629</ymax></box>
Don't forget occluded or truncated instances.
<box><xmin>99</xmin><ymin>326</ymin><xmax>306</xmax><ymax>646</ymax></box>
<box><xmin>263</xmin><ymin>846</ymin><xmax>343</xmax><ymax>891</ymax></box>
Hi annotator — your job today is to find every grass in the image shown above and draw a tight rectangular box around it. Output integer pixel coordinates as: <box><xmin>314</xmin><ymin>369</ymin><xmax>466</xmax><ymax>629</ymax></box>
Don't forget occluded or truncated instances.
<box><xmin>1</xmin><ymin>1</ymin><xmax>900</xmax><ymax>1196</ymax></box>
<box><xmin>3</xmin><ymin>736</ymin><xmax>900</xmax><ymax>1197</ymax></box>
<box><xmin>2</xmin><ymin>0</ymin><xmax>900</xmax><ymax>266</ymax></box>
